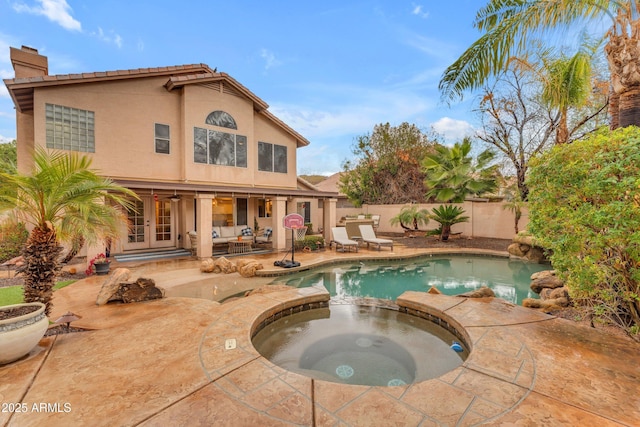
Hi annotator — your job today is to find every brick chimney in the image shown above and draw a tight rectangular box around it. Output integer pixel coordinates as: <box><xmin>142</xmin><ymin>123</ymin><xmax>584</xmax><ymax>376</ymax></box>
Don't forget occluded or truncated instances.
<box><xmin>10</xmin><ymin>45</ymin><xmax>48</xmax><ymax>78</ymax></box>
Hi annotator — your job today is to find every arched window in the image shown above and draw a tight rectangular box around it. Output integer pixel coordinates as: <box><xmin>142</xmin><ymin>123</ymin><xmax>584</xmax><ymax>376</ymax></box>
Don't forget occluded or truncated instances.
<box><xmin>205</xmin><ymin>111</ymin><xmax>237</xmax><ymax>129</ymax></box>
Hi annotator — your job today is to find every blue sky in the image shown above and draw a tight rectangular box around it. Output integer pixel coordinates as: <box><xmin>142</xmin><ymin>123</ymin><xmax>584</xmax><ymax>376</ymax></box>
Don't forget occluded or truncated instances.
<box><xmin>0</xmin><ymin>0</ymin><xmax>484</xmax><ymax>175</ymax></box>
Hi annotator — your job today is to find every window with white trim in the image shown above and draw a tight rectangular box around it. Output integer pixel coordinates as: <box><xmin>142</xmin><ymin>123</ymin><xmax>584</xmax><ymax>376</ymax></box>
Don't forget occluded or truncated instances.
<box><xmin>45</xmin><ymin>103</ymin><xmax>95</xmax><ymax>152</ymax></box>
<box><xmin>155</xmin><ymin>123</ymin><xmax>170</xmax><ymax>154</ymax></box>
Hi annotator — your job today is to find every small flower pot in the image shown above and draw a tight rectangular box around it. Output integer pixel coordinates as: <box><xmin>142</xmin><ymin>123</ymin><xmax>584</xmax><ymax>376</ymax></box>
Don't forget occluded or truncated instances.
<box><xmin>94</xmin><ymin>262</ymin><xmax>110</xmax><ymax>275</ymax></box>
<box><xmin>0</xmin><ymin>302</ymin><xmax>48</xmax><ymax>365</ymax></box>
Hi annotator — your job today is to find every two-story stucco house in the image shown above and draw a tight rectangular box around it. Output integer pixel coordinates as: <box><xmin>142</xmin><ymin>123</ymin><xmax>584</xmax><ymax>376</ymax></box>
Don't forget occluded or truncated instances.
<box><xmin>4</xmin><ymin>46</ymin><xmax>338</xmax><ymax>259</ymax></box>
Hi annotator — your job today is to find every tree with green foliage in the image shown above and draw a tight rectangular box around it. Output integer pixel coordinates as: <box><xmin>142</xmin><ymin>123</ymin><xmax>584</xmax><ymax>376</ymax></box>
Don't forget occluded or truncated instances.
<box><xmin>389</xmin><ymin>205</ymin><xmax>430</xmax><ymax>232</ymax></box>
<box><xmin>422</xmin><ymin>138</ymin><xmax>499</xmax><ymax>203</ymax></box>
<box><xmin>476</xmin><ymin>53</ymin><xmax>609</xmax><ymax>200</ymax></box>
<box><xmin>439</xmin><ymin>1</ymin><xmax>640</xmax><ymax>128</ymax></box>
<box><xmin>527</xmin><ymin>127</ymin><xmax>640</xmax><ymax>340</ymax></box>
<box><xmin>430</xmin><ymin>205</ymin><xmax>470</xmax><ymax>241</ymax></box>
<box><xmin>0</xmin><ymin>148</ymin><xmax>138</xmax><ymax>315</ymax></box>
<box><xmin>0</xmin><ymin>140</ymin><xmax>17</xmax><ymax>174</ymax></box>
<box><xmin>340</xmin><ymin>122</ymin><xmax>437</xmax><ymax>206</ymax></box>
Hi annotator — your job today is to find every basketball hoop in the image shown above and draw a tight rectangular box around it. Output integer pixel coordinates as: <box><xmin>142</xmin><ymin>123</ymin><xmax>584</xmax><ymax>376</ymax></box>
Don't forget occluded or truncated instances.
<box><xmin>276</xmin><ymin>214</ymin><xmax>306</xmax><ymax>269</ymax></box>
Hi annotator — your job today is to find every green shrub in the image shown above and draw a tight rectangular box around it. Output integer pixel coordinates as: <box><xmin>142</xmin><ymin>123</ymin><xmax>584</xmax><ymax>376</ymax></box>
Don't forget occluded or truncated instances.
<box><xmin>295</xmin><ymin>235</ymin><xmax>325</xmax><ymax>251</ymax></box>
<box><xmin>0</xmin><ymin>221</ymin><xmax>28</xmax><ymax>263</ymax></box>
<box><xmin>527</xmin><ymin>126</ymin><xmax>640</xmax><ymax>340</ymax></box>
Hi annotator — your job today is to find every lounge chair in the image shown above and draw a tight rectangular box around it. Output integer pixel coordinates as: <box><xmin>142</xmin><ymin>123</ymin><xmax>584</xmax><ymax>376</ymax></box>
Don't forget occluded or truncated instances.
<box><xmin>331</xmin><ymin>227</ymin><xmax>359</xmax><ymax>252</ymax></box>
<box><xmin>359</xmin><ymin>224</ymin><xmax>393</xmax><ymax>251</ymax></box>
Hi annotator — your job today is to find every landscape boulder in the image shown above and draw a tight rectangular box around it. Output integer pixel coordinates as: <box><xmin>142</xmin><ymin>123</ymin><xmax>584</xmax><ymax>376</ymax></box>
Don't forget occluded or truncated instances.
<box><xmin>113</xmin><ymin>278</ymin><xmax>165</xmax><ymax>303</ymax></box>
<box><xmin>456</xmin><ymin>286</ymin><xmax>495</xmax><ymax>298</ymax></box>
<box><xmin>236</xmin><ymin>259</ymin><xmax>264</xmax><ymax>277</ymax></box>
<box><xmin>530</xmin><ymin>270</ymin><xmax>564</xmax><ymax>294</ymax></box>
<box><xmin>200</xmin><ymin>258</ymin><xmax>215</xmax><ymax>273</ymax></box>
<box><xmin>508</xmin><ymin>233</ymin><xmax>549</xmax><ymax>263</ymax></box>
<box><xmin>96</xmin><ymin>268</ymin><xmax>131</xmax><ymax>305</ymax></box>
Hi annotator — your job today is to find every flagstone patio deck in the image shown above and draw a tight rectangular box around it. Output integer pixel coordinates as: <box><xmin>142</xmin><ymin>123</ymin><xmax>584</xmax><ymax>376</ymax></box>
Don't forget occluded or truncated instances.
<box><xmin>1</xmin><ymin>246</ymin><xmax>639</xmax><ymax>426</ymax></box>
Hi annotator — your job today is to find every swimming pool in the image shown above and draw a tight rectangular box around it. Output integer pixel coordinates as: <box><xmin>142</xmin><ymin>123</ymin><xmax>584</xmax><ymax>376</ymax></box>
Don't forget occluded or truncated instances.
<box><xmin>268</xmin><ymin>255</ymin><xmax>548</xmax><ymax>304</ymax></box>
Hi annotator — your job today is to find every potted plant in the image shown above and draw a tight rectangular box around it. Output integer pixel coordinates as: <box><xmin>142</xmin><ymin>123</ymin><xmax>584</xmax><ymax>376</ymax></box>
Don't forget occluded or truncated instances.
<box><xmin>87</xmin><ymin>253</ymin><xmax>110</xmax><ymax>275</ymax></box>
<box><xmin>0</xmin><ymin>302</ymin><xmax>49</xmax><ymax>365</ymax></box>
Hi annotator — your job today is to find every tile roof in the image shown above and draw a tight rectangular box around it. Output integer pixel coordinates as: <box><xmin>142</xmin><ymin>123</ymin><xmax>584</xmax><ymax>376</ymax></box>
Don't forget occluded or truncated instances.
<box><xmin>4</xmin><ymin>61</ymin><xmax>311</xmax><ymax>147</ymax></box>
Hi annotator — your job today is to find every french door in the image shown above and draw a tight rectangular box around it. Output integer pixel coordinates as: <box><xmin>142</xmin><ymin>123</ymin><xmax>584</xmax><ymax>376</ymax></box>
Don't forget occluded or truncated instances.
<box><xmin>124</xmin><ymin>196</ymin><xmax>175</xmax><ymax>251</ymax></box>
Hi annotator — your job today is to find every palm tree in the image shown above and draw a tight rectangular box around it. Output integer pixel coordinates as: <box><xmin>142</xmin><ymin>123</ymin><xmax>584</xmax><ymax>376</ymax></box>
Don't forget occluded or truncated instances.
<box><xmin>0</xmin><ymin>148</ymin><xmax>137</xmax><ymax>314</ymax></box>
<box><xmin>430</xmin><ymin>205</ymin><xmax>470</xmax><ymax>241</ymax></box>
<box><xmin>439</xmin><ymin>1</ymin><xmax>640</xmax><ymax>128</ymax></box>
<box><xmin>390</xmin><ymin>205</ymin><xmax>430</xmax><ymax>232</ymax></box>
<box><xmin>422</xmin><ymin>138</ymin><xmax>498</xmax><ymax>203</ymax></box>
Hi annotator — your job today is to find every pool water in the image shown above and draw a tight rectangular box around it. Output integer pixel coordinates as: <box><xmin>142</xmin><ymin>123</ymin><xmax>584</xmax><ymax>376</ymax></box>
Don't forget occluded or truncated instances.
<box><xmin>269</xmin><ymin>255</ymin><xmax>548</xmax><ymax>304</ymax></box>
<box><xmin>252</xmin><ymin>304</ymin><xmax>468</xmax><ymax>386</ymax></box>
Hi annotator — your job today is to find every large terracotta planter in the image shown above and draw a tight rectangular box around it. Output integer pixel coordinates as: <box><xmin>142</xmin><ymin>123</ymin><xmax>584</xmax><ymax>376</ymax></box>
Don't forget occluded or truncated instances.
<box><xmin>0</xmin><ymin>302</ymin><xmax>49</xmax><ymax>365</ymax></box>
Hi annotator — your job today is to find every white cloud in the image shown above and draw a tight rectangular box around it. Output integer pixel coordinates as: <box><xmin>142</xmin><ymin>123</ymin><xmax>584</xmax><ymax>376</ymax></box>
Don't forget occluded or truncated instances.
<box><xmin>260</xmin><ymin>49</ymin><xmax>282</xmax><ymax>71</ymax></box>
<box><xmin>430</xmin><ymin>117</ymin><xmax>475</xmax><ymax>142</ymax></box>
<box><xmin>0</xmin><ymin>134</ymin><xmax>14</xmax><ymax>143</ymax></box>
<box><xmin>91</xmin><ymin>27</ymin><xmax>123</xmax><ymax>48</ymax></box>
<box><xmin>13</xmin><ymin>0</ymin><xmax>82</xmax><ymax>32</ymax></box>
<box><xmin>411</xmin><ymin>4</ymin><xmax>429</xmax><ymax>19</ymax></box>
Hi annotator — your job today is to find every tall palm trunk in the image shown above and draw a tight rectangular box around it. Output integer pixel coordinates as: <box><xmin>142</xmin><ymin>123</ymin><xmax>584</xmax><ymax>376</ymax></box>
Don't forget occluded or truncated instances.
<box><xmin>605</xmin><ymin>11</ymin><xmax>640</xmax><ymax>128</ymax></box>
<box><xmin>60</xmin><ymin>234</ymin><xmax>85</xmax><ymax>264</ymax></box>
<box><xmin>18</xmin><ymin>224</ymin><xmax>62</xmax><ymax>315</ymax></box>
<box><xmin>609</xmin><ymin>88</ymin><xmax>620</xmax><ymax>130</ymax></box>
<box><xmin>555</xmin><ymin>109</ymin><xmax>569</xmax><ymax>144</ymax></box>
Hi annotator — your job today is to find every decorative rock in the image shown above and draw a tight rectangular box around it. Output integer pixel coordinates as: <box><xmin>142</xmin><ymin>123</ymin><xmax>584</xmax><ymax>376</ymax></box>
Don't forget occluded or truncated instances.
<box><xmin>96</xmin><ymin>268</ymin><xmax>131</xmax><ymax>305</ymax></box>
<box><xmin>507</xmin><ymin>243</ymin><xmax>528</xmax><ymax>258</ymax></box>
<box><xmin>530</xmin><ymin>271</ymin><xmax>564</xmax><ymax>294</ymax></box>
<box><xmin>531</xmin><ymin>270</ymin><xmax>555</xmax><ymax>281</ymax></box>
<box><xmin>117</xmin><ymin>278</ymin><xmax>164</xmax><ymax>303</ymax></box>
<box><xmin>213</xmin><ymin>257</ymin><xmax>237</xmax><ymax>274</ymax></box>
<box><xmin>513</xmin><ymin>234</ymin><xmax>536</xmax><ymax>246</ymax></box>
<box><xmin>525</xmin><ymin>246</ymin><xmax>546</xmax><ymax>263</ymax></box>
<box><xmin>522</xmin><ymin>297</ymin><xmax>569</xmax><ymax>311</ymax></box>
<box><xmin>238</xmin><ymin>261</ymin><xmax>264</xmax><ymax>278</ymax></box>
<box><xmin>200</xmin><ymin>258</ymin><xmax>215</xmax><ymax>273</ymax></box>
<box><xmin>456</xmin><ymin>286</ymin><xmax>495</xmax><ymax>298</ymax></box>
<box><xmin>540</xmin><ymin>286</ymin><xmax>569</xmax><ymax>301</ymax></box>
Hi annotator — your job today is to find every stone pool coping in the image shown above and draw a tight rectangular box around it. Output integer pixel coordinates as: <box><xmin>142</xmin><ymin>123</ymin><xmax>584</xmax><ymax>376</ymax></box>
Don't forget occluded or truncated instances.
<box><xmin>3</xmin><ymin>250</ymin><xmax>639</xmax><ymax>425</ymax></box>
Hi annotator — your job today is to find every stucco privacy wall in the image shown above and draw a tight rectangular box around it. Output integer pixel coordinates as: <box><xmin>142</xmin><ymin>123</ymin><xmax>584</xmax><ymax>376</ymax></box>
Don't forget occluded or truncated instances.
<box><xmin>337</xmin><ymin>201</ymin><xmax>528</xmax><ymax>240</ymax></box>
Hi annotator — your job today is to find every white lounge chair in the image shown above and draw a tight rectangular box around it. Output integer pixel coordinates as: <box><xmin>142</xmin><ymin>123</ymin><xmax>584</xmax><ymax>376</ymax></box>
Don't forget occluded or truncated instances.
<box><xmin>359</xmin><ymin>224</ymin><xmax>393</xmax><ymax>251</ymax></box>
<box><xmin>331</xmin><ymin>227</ymin><xmax>359</xmax><ymax>252</ymax></box>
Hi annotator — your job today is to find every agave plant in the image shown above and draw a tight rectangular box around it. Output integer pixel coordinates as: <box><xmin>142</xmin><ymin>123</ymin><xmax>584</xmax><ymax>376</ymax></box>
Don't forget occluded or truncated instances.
<box><xmin>430</xmin><ymin>205</ymin><xmax>469</xmax><ymax>241</ymax></box>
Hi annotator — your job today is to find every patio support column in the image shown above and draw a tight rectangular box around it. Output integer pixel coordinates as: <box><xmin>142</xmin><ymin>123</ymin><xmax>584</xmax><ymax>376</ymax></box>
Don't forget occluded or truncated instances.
<box><xmin>196</xmin><ymin>194</ymin><xmax>214</xmax><ymax>258</ymax></box>
<box><xmin>323</xmin><ymin>198</ymin><xmax>337</xmax><ymax>244</ymax></box>
<box><xmin>272</xmin><ymin>196</ymin><xmax>288</xmax><ymax>251</ymax></box>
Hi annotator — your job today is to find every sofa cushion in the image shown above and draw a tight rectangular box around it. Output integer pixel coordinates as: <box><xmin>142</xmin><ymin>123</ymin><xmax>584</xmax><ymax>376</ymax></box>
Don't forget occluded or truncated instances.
<box><xmin>219</xmin><ymin>226</ymin><xmax>236</xmax><ymax>238</ymax></box>
<box><xmin>241</xmin><ymin>227</ymin><xmax>253</xmax><ymax>236</ymax></box>
<box><xmin>212</xmin><ymin>230</ymin><xmax>219</xmax><ymax>239</ymax></box>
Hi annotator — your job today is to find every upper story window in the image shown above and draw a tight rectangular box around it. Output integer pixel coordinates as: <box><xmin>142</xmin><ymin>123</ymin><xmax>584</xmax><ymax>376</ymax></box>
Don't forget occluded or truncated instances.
<box><xmin>194</xmin><ymin>111</ymin><xmax>246</xmax><ymax>167</ymax></box>
<box><xmin>45</xmin><ymin>103</ymin><xmax>95</xmax><ymax>152</ymax></box>
<box><xmin>205</xmin><ymin>111</ymin><xmax>237</xmax><ymax>129</ymax></box>
<box><xmin>155</xmin><ymin>123</ymin><xmax>170</xmax><ymax>154</ymax></box>
<box><xmin>194</xmin><ymin>127</ymin><xmax>247</xmax><ymax>167</ymax></box>
<box><xmin>258</xmin><ymin>141</ymin><xmax>287</xmax><ymax>173</ymax></box>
